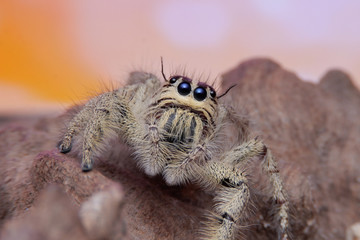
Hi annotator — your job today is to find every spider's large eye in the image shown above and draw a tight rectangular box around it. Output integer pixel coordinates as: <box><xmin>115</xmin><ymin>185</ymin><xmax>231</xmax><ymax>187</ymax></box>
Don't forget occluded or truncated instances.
<box><xmin>194</xmin><ymin>87</ymin><xmax>207</xmax><ymax>101</ymax></box>
<box><xmin>177</xmin><ymin>82</ymin><xmax>191</xmax><ymax>96</ymax></box>
<box><xmin>169</xmin><ymin>76</ymin><xmax>179</xmax><ymax>84</ymax></box>
<box><xmin>210</xmin><ymin>88</ymin><xmax>216</xmax><ymax>98</ymax></box>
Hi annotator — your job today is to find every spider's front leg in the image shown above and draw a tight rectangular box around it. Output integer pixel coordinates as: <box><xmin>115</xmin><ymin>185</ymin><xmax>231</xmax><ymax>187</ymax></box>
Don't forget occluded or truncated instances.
<box><xmin>59</xmin><ymin>91</ymin><xmax>136</xmax><ymax>171</ymax></box>
<box><xmin>58</xmin><ymin>76</ymin><xmax>160</xmax><ymax>171</ymax></box>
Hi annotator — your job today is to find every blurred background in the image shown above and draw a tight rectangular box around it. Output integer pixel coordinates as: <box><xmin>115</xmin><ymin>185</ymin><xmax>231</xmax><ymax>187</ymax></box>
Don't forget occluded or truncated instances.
<box><xmin>1</xmin><ymin>0</ymin><xmax>359</xmax><ymax>117</ymax></box>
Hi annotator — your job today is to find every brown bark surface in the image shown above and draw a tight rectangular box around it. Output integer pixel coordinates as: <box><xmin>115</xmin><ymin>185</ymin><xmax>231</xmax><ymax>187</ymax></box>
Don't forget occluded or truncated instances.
<box><xmin>0</xmin><ymin>58</ymin><xmax>359</xmax><ymax>239</ymax></box>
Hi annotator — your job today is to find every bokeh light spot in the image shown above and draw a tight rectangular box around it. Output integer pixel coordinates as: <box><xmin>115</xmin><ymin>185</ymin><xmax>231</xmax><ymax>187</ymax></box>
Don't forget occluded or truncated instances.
<box><xmin>154</xmin><ymin>1</ymin><xmax>230</xmax><ymax>48</ymax></box>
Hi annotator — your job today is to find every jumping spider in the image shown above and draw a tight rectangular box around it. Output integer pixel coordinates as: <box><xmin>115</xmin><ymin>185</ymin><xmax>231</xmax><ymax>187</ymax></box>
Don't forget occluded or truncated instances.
<box><xmin>58</xmin><ymin>64</ymin><xmax>290</xmax><ymax>240</ymax></box>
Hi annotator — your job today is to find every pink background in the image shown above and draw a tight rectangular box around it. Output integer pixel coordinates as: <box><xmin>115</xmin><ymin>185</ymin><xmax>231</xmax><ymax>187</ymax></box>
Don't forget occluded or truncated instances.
<box><xmin>1</xmin><ymin>1</ymin><xmax>359</xmax><ymax>115</ymax></box>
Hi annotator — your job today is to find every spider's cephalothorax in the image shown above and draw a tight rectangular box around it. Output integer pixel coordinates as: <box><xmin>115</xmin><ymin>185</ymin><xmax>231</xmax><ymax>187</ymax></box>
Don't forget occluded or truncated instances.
<box><xmin>58</xmin><ymin>71</ymin><xmax>290</xmax><ymax>240</ymax></box>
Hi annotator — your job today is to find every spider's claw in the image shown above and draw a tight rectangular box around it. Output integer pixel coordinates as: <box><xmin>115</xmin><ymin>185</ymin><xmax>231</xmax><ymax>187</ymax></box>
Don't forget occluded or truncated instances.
<box><xmin>58</xmin><ymin>140</ymin><xmax>72</xmax><ymax>154</ymax></box>
<box><xmin>81</xmin><ymin>154</ymin><xmax>94</xmax><ymax>172</ymax></box>
<box><xmin>81</xmin><ymin>161</ymin><xmax>93</xmax><ymax>172</ymax></box>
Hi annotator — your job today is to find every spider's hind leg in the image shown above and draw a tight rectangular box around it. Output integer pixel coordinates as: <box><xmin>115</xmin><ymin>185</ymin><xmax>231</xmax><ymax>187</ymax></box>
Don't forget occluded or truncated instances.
<box><xmin>261</xmin><ymin>147</ymin><xmax>290</xmax><ymax>240</ymax></box>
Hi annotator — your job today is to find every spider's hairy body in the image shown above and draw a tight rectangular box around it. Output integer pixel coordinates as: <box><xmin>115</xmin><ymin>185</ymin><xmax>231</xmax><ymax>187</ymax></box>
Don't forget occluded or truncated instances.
<box><xmin>58</xmin><ymin>71</ymin><xmax>290</xmax><ymax>240</ymax></box>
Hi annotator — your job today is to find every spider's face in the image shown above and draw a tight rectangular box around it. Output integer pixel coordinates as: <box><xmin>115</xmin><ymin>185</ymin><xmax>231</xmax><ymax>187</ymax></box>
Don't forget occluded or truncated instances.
<box><xmin>158</xmin><ymin>75</ymin><xmax>218</xmax><ymax>121</ymax></box>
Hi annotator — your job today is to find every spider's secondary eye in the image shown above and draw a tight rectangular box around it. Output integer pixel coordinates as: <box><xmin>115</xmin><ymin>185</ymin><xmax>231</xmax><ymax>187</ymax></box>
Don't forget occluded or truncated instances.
<box><xmin>169</xmin><ymin>76</ymin><xmax>179</xmax><ymax>84</ymax></box>
<box><xmin>194</xmin><ymin>87</ymin><xmax>207</xmax><ymax>101</ymax></box>
<box><xmin>210</xmin><ymin>88</ymin><xmax>216</xmax><ymax>98</ymax></box>
<box><xmin>178</xmin><ymin>82</ymin><xmax>192</xmax><ymax>96</ymax></box>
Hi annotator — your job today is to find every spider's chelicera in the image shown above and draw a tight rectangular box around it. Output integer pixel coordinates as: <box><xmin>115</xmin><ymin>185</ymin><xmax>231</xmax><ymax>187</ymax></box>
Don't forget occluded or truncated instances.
<box><xmin>58</xmin><ymin>70</ymin><xmax>290</xmax><ymax>240</ymax></box>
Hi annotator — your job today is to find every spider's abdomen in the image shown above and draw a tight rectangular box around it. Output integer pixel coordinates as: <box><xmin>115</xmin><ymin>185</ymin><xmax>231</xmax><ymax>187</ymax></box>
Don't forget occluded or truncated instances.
<box><xmin>158</xmin><ymin>108</ymin><xmax>205</xmax><ymax>145</ymax></box>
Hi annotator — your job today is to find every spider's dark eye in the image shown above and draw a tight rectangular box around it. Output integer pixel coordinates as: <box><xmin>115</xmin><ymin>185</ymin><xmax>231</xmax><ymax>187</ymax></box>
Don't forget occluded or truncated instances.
<box><xmin>177</xmin><ymin>82</ymin><xmax>192</xmax><ymax>96</ymax></box>
<box><xmin>169</xmin><ymin>76</ymin><xmax>179</xmax><ymax>84</ymax></box>
<box><xmin>194</xmin><ymin>87</ymin><xmax>207</xmax><ymax>101</ymax></box>
<box><xmin>210</xmin><ymin>88</ymin><xmax>216</xmax><ymax>98</ymax></box>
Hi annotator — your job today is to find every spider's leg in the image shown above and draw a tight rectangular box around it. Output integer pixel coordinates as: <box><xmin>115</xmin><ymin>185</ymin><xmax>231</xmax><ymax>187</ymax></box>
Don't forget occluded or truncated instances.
<box><xmin>58</xmin><ymin>108</ymin><xmax>88</xmax><ymax>153</ymax></box>
<box><xmin>198</xmin><ymin>161</ymin><xmax>250</xmax><ymax>240</ymax></box>
<box><xmin>222</xmin><ymin>139</ymin><xmax>290</xmax><ymax>239</ymax></box>
<box><xmin>78</xmin><ymin>91</ymin><xmax>139</xmax><ymax>171</ymax></box>
<box><xmin>227</xmin><ymin>140</ymin><xmax>290</xmax><ymax>239</ymax></box>
<box><xmin>198</xmin><ymin>138</ymin><xmax>289</xmax><ymax>239</ymax></box>
<box><xmin>59</xmin><ymin>76</ymin><xmax>161</xmax><ymax>172</ymax></box>
<box><xmin>197</xmin><ymin>138</ymin><xmax>264</xmax><ymax>240</ymax></box>
<box><xmin>261</xmin><ymin>147</ymin><xmax>290</xmax><ymax>240</ymax></box>
<box><xmin>221</xmin><ymin>105</ymin><xmax>290</xmax><ymax>239</ymax></box>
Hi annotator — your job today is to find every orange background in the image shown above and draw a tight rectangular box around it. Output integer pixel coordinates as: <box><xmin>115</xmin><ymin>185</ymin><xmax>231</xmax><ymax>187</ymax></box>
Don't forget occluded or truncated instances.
<box><xmin>1</xmin><ymin>1</ymin><xmax>359</xmax><ymax>115</ymax></box>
